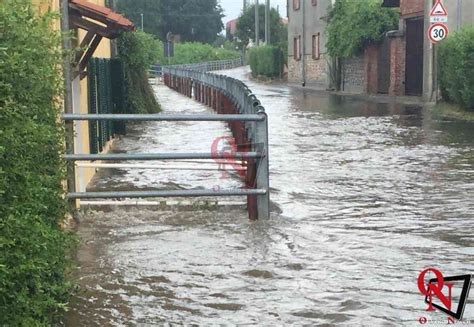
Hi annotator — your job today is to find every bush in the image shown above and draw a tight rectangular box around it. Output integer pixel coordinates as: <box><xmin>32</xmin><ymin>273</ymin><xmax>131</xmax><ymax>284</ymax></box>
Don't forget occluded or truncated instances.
<box><xmin>327</xmin><ymin>0</ymin><xmax>399</xmax><ymax>58</ymax></box>
<box><xmin>0</xmin><ymin>0</ymin><xmax>73</xmax><ymax>324</ymax></box>
<box><xmin>168</xmin><ymin>42</ymin><xmax>240</xmax><ymax>65</ymax></box>
<box><xmin>438</xmin><ymin>26</ymin><xmax>474</xmax><ymax>111</ymax></box>
<box><xmin>249</xmin><ymin>46</ymin><xmax>284</xmax><ymax>78</ymax></box>
<box><xmin>118</xmin><ymin>31</ymin><xmax>162</xmax><ymax>114</ymax></box>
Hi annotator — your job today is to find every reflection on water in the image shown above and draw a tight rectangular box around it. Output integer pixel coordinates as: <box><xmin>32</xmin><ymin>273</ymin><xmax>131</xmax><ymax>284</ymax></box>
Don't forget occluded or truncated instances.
<box><xmin>65</xmin><ymin>67</ymin><xmax>474</xmax><ymax>325</ymax></box>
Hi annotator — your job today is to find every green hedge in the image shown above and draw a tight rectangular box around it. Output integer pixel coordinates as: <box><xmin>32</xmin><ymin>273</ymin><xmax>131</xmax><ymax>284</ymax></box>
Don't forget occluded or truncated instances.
<box><xmin>438</xmin><ymin>26</ymin><xmax>474</xmax><ymax>111</ymax></box>
<box><xmin>249</xmin><ymin>46</ymin><xmax>284</xmax><ymax>78</ymax></box>
<box><xmin>118</xmin><ymin>31</ymin><xmax>161</xmax><ymax>114</ymax></box>
<box><xmin>0</xmin><ymin>0</ymin><xmax>73</xmax><ymax>325</ymax></box>
<box><xmin>168</xmin><ymin>42</ymin><xmax>240</xmax><ymax>65</ymax></box>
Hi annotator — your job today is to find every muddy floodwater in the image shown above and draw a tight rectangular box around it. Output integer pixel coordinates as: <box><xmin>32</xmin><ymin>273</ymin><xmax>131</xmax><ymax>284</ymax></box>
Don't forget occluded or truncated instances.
<box><xmin>65</xmin><ymin>67</ymin><xmax>474</xmax><ymax>325</ymax></box>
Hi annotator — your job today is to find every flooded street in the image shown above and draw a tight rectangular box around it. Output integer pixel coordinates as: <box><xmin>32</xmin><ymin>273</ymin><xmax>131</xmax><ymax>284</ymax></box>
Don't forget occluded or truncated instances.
<box><xmin>66</xmin><ymin>67</ymin><xmax>474</xmax><ymax>325</ymax></box>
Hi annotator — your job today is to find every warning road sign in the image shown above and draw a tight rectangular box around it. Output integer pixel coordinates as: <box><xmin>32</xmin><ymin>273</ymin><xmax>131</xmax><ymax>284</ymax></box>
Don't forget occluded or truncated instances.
<box><xmin>429</xmin><ymin>23</ymin><xmax>449</xmax><ymax>44</ymax></box>
<box><xmin>430</xmin><ymin>0</ymin><xmax>448</xmax><ymax>23</ymax></box>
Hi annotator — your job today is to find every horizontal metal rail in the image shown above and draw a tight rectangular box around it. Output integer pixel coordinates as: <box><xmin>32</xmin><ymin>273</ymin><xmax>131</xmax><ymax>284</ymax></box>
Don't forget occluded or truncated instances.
<box><xmin>64</xmin><ymin>152</ymin><xmax>261</xmax><ymax>161</ymax></box>
<box><xmin>161</xmin><ymin>58</ymin><xmax>243</xmax><ymax>72</ymax></box>
<box><xmin>76</xmin><ymin>163</ymin><xmax>246</xmax><ymax>171</ymax></box>
<box><xmin>67</xmin><ymin>188</ymin><xmax>267</xmax><ymax>199</ymax></box>
<box><xmin>62</xmin><ymin>113</ymin><xmax>264</xmax><ymax>122</ymax></box>
<box><xmin>80</xmin><ymin>200</ymin><xmax>246</xmax><ymax>206</ymax></box>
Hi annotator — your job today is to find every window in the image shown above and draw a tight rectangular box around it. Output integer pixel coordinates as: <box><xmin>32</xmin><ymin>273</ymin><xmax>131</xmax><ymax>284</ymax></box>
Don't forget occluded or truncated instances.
<box><xmin>312</xmin><ymin>0</ymin><xmax>317</xmax><ymax>6</ymax></box>
<box><xmin>312</xmin><ymin>33</ymin><xmax>320</xmax><ymax>60</ymax></box>
<box><xmin>293</xmin><ymin>0</ymin><xmax>300</xmax><ymax>10</ymax></box>
<box><xmin>294</xmin><ymin>36</ymin><xmax>301</xmax><ymax>61</ymax></box>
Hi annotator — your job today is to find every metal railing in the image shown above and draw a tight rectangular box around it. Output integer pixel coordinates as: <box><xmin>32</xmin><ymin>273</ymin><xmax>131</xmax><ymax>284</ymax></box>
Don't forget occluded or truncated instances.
<box><xmin>149</xmin><ymin>57</ymin><xmax>244</xmax><ymax>78</ymax></box>
<box><xmin>63</xmin><ymin>58</ymin><xmax>269</xmax><ymax>220</ymax></box>
<box><xmin>162</xmin><ymin>60</ymin><xmax>269</xmax><ymax>220</ymax></box>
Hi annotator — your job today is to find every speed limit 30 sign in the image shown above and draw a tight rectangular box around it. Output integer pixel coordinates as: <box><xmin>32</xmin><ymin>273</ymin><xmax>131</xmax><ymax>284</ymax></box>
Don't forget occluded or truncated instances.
<box><xmin>429</xmin><ymin>23</ymin><xmax>449</xmax><ymax>44</ymax></box>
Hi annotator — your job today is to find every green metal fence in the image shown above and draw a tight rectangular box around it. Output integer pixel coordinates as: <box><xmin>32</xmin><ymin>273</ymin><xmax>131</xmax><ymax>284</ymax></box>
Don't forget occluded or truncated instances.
<box><xmin>88</xmin><ymin>58</ymin><xmax>126</xmax><ymax>154</ymax></box>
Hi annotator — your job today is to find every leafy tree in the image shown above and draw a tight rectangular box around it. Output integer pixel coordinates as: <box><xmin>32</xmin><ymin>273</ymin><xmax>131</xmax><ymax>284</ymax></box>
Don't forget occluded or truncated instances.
<box><xmin>326</xmin><ymin>0</ymin><xmax>399</xmax><ymax>58</ymax></box>
<box><xmin>116</xmin><ymin>0</ymin><xmax>224</xmax><ymax>43</ymax></box>
<box><xmin>160</xmin><ymin>0</ymin><xmax>224</xmax><ymax>43</ymax></box>
<box><xmin>236</xmin><ymin>4</ymin><xmax>285</xmax><ymax>47</ymax></box>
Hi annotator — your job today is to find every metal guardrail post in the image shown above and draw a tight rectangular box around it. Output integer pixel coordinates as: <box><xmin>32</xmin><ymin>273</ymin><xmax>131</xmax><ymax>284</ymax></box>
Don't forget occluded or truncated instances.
<box><xmin>255</xmin><ymin>108</ymin><xmax>270</xmax><ymax>219</ymax></box>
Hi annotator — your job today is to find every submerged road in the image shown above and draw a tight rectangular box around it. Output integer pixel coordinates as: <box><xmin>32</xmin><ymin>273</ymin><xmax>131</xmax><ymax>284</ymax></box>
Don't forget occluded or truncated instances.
<box><xmin>65</xmin><ymin>66</ymin><xmax>474</xmax><ymax>325</ymax></box>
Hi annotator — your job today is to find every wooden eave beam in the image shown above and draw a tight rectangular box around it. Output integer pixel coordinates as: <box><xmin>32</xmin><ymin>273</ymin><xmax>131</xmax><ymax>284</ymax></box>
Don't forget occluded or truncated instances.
<box><xmin>79</xmin><ymin>34</ymin><xmax>102</xmax><ymax>73</ymax></box>
<box><xmin>74</xmin><ymin>30</ymin><xmax>95</xmax><ymax>65</ymax></box>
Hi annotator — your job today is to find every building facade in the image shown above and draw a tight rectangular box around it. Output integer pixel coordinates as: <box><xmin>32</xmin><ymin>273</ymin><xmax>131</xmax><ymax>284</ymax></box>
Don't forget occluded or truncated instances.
<box><xmin>226</xmin><ymin>19</ymin><xmax>238</xmax><ymax>41</ymax></box>
<box><xmin>287</xmin><ymin>0</ymin><xmax>333</xmax><ymax>87</ymax></box>
<box><xmin>34</xmin><ymin>0</ymin><xmax>133</xmax><ymax>202</ymax></box>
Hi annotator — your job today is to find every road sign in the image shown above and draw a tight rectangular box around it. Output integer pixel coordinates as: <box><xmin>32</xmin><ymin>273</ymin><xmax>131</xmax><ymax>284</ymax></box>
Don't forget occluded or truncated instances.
<box><xmin>429</xmin><ymin>23</ymin><xmax>449</xmax><ymax>44</ymax></box>
<box><xmin>430</xmin><ymin>0</ymin><xmax>448</xmax><ymax>23</ymax></box>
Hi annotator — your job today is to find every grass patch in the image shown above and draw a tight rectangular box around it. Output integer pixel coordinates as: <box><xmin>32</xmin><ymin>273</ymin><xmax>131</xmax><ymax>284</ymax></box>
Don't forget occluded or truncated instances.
<box><xmin>429</xmin><ymin>102</ymin><xmax>474</xmax><ymax>122</ymax></box>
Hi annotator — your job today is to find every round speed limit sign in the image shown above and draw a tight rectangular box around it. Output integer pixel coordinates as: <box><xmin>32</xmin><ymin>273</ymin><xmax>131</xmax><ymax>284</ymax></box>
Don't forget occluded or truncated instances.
<box><xmin>429</xmin><ymin>23</ymin><xmax>449</xmax><ymax>44</ymax></box>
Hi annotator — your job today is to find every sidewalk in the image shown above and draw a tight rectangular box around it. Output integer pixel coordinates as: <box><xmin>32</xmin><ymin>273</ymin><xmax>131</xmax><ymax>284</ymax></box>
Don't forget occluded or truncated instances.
<box><xmin>288</xmin><ymin>82</ymin><xmax>426</xmax><ymax>106</ymax></box>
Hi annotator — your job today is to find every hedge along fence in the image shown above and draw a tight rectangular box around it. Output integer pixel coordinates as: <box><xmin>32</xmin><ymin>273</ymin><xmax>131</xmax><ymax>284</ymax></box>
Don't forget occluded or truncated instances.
<box><xmin>249</xmin><ymin>46</ymin><xmax>284</xmax><ymax>79</ymax></box>
<box><xmin>0</xmin><ymin>0</ymin><xmax>74</xmax><ymax>325</ymax></box>
<box><xmin>167</xmin><ymin>42</ymin><xmax>241</xmax><ymax>65</ymax></box>
<box><xmin>118</xmin><ymin>31</ymin><xmax>161</xmax><ymax>114</ymax></box>
<box><xmin>438</xmin><ymin>26</ymin><xmax>474</xmax><ymax>111</ymax></box>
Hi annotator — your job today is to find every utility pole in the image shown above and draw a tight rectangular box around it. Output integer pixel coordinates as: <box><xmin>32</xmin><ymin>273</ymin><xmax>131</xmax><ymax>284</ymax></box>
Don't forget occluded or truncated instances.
<box><xmin>140</xmin><ymin>13</ymin><xmax>144</xmax><ymax>31</ymax></box>
<box><xmin>255</xmin><ymin>0</ymin><xmax>260</xmax><ymax>46</ymax></box>
<box><xmin>301</xmin><ymin>0</ymin><xmax>306</xmax><ymax>86</ymax></box>
<box><xmin>109</xmin><ymin>0</ymin><xmax>118</xmax><ymax>57</ymax></box>
<box><xmin>244</xmin><ymin>0</ymin><xmax>248</xmax><ymax>11</ymax></box>
<box><xmin>265</xmin><ymin>0</ymin><xmax>270</xmax><ymax>45</ymax></box>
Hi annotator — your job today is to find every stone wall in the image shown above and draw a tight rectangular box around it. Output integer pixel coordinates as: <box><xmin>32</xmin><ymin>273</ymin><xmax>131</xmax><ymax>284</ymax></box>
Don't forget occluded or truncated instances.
<box><xmin>288</xmin><ymin>54</ymin><xmax>328</xmax><ymax>87</ymax></box>
<box><xmin>342</xmin><ymin>55</ymin><xmax>365</xmax><ymax>94</ymax></box>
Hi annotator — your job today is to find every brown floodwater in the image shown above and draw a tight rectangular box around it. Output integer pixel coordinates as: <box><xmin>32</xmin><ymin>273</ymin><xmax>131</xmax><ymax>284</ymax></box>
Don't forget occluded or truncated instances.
<box><xmin>64</xmin><ymin>67</ymin><xmax>474</xmax><ymax>325</ymax></box>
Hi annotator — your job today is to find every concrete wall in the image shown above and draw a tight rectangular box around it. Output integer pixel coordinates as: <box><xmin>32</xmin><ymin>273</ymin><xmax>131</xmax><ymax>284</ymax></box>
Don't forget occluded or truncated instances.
<box><xmin>76</xmin><ymin>21</ymin><xmax>112</xmax><ymax>193</ymax></box>
<box><xmin>287</xmin><ymin>0</ymin><xmax>332</xmax><ymax>85</ymax></box>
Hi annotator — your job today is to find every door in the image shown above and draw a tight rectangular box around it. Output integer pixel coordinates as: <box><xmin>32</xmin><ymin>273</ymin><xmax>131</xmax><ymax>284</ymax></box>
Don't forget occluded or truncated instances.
<box><xmin>405</xmin><ymin>17</ymin><xmax>424</xmax><ymax>96</ymax></box>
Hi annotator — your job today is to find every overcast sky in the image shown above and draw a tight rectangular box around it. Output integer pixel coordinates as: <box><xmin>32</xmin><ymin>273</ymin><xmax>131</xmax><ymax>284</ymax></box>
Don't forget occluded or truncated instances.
<box><xmin>219</xmin><ymin>0</ymin><xmax>287</xmax><ymax>25</ymax></box>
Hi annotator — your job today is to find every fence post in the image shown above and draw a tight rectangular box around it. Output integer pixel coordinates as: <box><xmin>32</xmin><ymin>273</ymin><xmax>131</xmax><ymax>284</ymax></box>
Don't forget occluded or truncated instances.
<box><xmin>255</xmin><ymin>108</ymin><xmax>270</xmax><ymax>219</ymax></box>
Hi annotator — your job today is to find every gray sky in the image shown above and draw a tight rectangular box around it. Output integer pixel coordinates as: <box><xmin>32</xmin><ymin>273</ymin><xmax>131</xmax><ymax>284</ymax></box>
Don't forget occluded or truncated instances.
<box><xmin>219</xmin><ymin>0</ymin><xmax>287</xmax><ymax>25</ymax></box>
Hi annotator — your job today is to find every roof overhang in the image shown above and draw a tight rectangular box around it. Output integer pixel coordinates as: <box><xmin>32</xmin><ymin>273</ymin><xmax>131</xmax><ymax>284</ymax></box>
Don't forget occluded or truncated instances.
<box><xmin>68</xmin><ymin>0</ymin><xmax>135</xmax><ymax>79</ymax></box>
<box><xmin>69</xmin><ymin>0</ymin><xmax>135</xmax><ymax>38</ymax></box>
<box><xmin>382</xmin><ymin>0</ymin><xmax>400</xmax><ymax>7</ymax></box>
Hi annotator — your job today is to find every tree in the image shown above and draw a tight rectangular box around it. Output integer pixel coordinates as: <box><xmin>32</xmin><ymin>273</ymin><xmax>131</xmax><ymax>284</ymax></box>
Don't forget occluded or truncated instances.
<box><xmin>116</xmin><ymin>0</ymin><xmax>163</xmax><ymax>37</ymax></box>
<box><xmin>236</xmin><ymin>4</ymin><xmax>285</xmax><ymax>47</ymax></box>
<box><xmin>116</xmin><ymin>0</ymin><xmax>224</xmax><ymax>44</ymax></box>
<box><xmin>160</xmin><ymin>0</ymin><xmax>224</xmax><ymax>43</ymax></box>
<box><xmin>326</xmin><ymin>0</ymin><xmax>399</xmax><ymax>58</ymax></box>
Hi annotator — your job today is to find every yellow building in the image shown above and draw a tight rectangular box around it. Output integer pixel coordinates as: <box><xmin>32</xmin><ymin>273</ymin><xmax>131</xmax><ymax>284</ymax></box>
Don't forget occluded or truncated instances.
<box><xmin>34</xmin><ymin>0</ymin><xmax>134</xmax><ymax>200</ymax></box>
